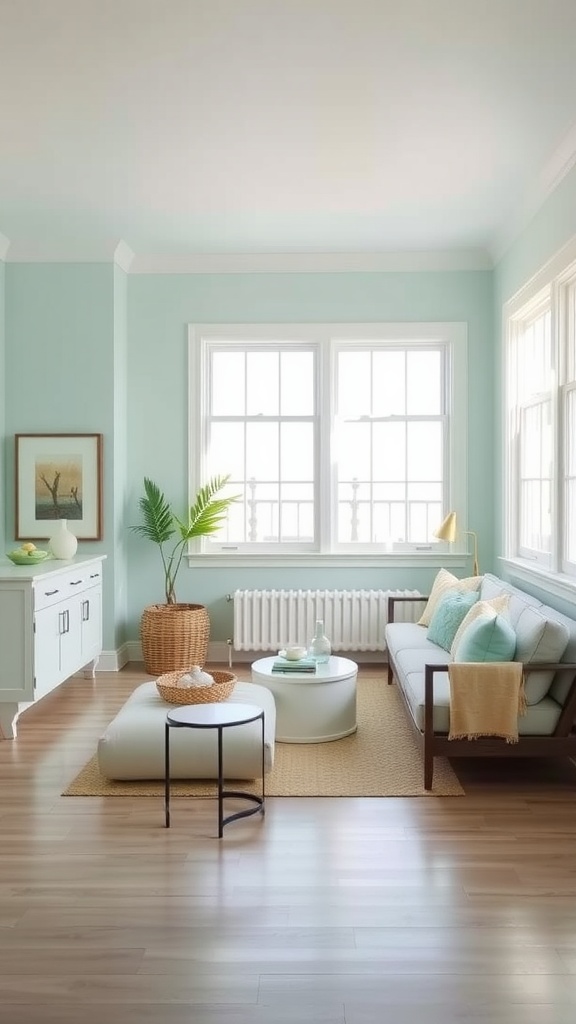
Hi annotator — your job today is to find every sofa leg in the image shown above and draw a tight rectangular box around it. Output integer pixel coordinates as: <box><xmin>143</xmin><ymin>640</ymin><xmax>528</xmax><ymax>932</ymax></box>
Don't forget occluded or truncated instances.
<box><xmin>424</xmin><ymin>750</ymin><xmax>434</xmax><ymax>790</ymax></box>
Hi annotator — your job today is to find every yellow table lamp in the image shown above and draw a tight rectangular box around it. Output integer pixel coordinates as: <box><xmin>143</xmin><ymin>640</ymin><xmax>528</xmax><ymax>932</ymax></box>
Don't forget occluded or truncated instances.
<box><xmin>434</xmin><ymin>511</ymin><xmax>479</xmax><ymax>576</ymax></box>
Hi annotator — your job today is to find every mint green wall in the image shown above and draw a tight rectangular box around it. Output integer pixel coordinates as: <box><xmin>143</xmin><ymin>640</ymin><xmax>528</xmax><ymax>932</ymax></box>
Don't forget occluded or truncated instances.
<box><xmin>493</xmin><ymin>164</ymin><xmax>576</xmax><ymax>615</ymax></box>
<box><xmin>4</xmin><ymin>264</ymin><xmax>117</xmax><ymax>646</ymax></box>
<box><xmin>0</xmin><ymin>259</ymin><xmax>5</xmax><ymax>552</ymax></box>
<box><xmin>1</xmin><ymin>262</ymin><xmax>494</xmax><ymax>650</ymax></box>
<box><xmin>127</xmin><ymin>270</ymin><xmax>494</xmax><ymax>641</ymax></box>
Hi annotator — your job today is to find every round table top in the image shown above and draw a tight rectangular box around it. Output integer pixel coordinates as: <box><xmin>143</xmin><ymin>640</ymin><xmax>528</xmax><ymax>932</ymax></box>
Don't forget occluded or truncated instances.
<box><xmin>166</xmin><ymin>702</ymin><xmax>264</xmax><ymax>728</ymax></box>
<box><xmin>251</xmin><ymin>655</ymin><xmax>358</xmax><ymax>683</ymax></box>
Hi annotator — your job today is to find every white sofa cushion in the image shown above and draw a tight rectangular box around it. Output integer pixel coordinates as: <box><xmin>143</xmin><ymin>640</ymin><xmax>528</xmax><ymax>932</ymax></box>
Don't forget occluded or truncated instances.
<box><xmin>391</xmin><ymin>642</ymin><xmax>562</xmax><ymax>736</ymax></box>
<box><xmin>513</xmin><ymin>606</ymin><xmax>570</xmax><ymax>704</ymax></box>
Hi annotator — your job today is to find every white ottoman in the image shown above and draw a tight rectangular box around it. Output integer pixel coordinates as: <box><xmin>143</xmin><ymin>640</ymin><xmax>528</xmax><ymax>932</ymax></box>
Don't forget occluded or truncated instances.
<box><xmin>97</xmin><ymin>680</ymin><xmax>276</xmax><ymax>781</ymax></box>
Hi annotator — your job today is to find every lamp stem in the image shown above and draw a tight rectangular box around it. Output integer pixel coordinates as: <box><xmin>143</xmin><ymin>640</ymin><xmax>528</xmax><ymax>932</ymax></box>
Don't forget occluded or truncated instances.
<box><xmin>465</xmin><ymin>530</ymin><xmax>479</xmax><ymax>576</ymax></box>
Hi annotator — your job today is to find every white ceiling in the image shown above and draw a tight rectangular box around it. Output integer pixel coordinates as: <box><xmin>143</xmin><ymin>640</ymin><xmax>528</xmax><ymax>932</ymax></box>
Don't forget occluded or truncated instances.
<box><xmin>2</xmin><ymin>0</ymin><xmax>576</xmax><ymax>268</ymax></box>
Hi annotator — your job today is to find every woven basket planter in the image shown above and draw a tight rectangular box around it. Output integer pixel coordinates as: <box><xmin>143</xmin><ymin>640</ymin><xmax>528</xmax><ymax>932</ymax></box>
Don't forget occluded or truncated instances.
<box><xmin>156</xmin><ymin>669</ymin><xmax>237</xmax><ymax>705</ymax></box>
<box><xmin>140</xmin><ymin>603</ymin><xmax>210</xmax><ymax>675</ymax></box>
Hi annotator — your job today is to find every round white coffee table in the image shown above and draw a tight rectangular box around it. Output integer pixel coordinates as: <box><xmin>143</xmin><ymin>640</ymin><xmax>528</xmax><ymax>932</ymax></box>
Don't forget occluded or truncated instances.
<box><xmin>251</xmin><ymin>655</ymin><xmax>358</xmax><ymax>743</ymax></box>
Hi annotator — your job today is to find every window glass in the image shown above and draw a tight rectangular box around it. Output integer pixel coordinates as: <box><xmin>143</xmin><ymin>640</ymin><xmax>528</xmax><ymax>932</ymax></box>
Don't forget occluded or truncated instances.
<box><xmin>407</xmin><ymin>350</ymin><xmax>441</xmax><ymax>415</ymax></box>
<box><xmin>247</xmin><ymin>351</ymin><xmax>278</xmax><ymax>415</ymax></box>
<box><xmin>372</xmin><ymin>350</ymin><xmax>405</xmax><ymax>416</ymax></box>
<box><xmin>212</xmin><ymin>351</ymin><xmax>245</xmax><ymax>415</ymax></box>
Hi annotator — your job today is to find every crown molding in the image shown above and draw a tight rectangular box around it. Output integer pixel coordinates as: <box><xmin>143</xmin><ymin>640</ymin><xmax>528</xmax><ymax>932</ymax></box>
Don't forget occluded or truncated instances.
<box><xmin>502</xmin><ymin>230</ymin><xmax>576</xmax><ymax>312</ymax></box>
<box><xmin>0</xmin><ymin>233</ymin><xmax>10</xmax><ymax>261</ymax></box>
<box><xmin>129</xmin><ymin>249</ymin><xmax>493</xmax><ymax>274</ymax></box>
<box><xmin>490</xmin><ymin>120</ymin><xmax>576</xmax><ymax>264</ymax></box>
<box><xmin>1</xmin><ymin>244</ymin><xmax>493</xmax><ymax>273</ymax></box>
<box><xmin>6</xmin><ymin>246</ymin><xmax>119</xmax><ymax>263</ymax></box>
<box><xmin>4</xmin><ymin>239</ymin><xmax>131</xmax><ymax>264</ymax></box>
<box><xmin>113</xmin><ymin>240</ymin><xmax>135</xmax><ymax>273</ymax></box>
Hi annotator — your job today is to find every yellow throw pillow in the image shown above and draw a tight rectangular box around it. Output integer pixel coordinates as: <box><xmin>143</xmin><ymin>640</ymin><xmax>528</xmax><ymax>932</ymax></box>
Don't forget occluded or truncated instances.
<box><xmin>417</xmin><ymin>568</ymin><xmax>483</xmax><ymax>627</ymax></box>
<box><xmin>450</xmin><ymin>594</ymin><xmax>510</xmax><ymax>657</ymax></box>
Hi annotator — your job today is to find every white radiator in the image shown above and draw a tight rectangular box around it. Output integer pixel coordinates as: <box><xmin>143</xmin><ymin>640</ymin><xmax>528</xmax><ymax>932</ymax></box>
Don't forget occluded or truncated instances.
<box><xmin>232</xmin><ymin>588</ymin><xmax>423</xmax><ymax>653</ymax></box>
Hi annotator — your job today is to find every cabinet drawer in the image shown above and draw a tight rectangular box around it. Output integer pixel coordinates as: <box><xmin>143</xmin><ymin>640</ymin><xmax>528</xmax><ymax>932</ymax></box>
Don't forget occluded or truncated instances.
<box><xmin>33</xmin><ymin>566</ymin><xmax>103</xmax><ymax>611</ymax></box>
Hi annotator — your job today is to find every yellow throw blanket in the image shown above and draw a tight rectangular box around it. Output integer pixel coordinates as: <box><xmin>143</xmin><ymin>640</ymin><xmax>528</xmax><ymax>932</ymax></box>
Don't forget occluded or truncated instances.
<box><xmin>448</xmin><ymin>662</ymin><xmax>526</xmax><ymax>743</ymax></box>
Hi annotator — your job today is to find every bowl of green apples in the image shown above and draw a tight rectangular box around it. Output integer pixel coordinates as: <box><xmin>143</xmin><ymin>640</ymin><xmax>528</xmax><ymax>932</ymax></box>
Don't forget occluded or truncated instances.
<box><xmin>7</xmin><ymin>543</ymin><xmax>49</xmax><ymax>565</ymax></box>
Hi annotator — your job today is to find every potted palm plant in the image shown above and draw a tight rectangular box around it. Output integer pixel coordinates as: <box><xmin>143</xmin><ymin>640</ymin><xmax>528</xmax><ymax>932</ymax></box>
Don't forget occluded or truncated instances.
<box><xmin>131</xmin><ymin>474</ymin><xmax>237</xmax><ymax>674</ymax></box>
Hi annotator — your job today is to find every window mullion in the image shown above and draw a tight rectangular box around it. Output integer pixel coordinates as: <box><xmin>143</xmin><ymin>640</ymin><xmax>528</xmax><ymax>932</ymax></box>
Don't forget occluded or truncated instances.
<box><xmin>550</xmin><ymin>280</ymin><xmax>561</xmax><ymax>574</ymax></box>
<box><xmin>318</xmin><ymin>333</ymin><xmax>332</xmax><ymax>553</ymax></box>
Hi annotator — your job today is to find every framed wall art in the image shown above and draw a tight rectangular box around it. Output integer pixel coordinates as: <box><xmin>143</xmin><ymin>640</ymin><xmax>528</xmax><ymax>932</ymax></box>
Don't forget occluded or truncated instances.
<box><xmin>15</xmin><ymin>433</ymin><xmax>103</xmax><ymax>541</ymax></box>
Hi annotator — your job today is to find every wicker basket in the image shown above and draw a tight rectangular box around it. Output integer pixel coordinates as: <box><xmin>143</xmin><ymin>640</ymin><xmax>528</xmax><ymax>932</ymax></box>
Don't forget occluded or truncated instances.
<box><xmin>140</xmin><ymin>603</ymin><xmax>210</xmax><ymax>675</ymax></box>
<box><xmin>156</xmin><ymin>669</ymin><xmax>237</xmax><ymax>705</ymax></box>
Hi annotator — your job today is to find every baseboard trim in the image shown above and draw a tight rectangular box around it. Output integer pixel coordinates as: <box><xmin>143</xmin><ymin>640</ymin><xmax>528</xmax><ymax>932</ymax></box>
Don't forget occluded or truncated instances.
<box><xmin>124</xmin><ymin>640</ymin><xmax>143</xmax><ymax>666</ymax></box>
<box><xmin>116</xmin><ymin>639</ymin><xmax>387</xmax><ymax>669</ymax></box>
<box><xmin>94</xmin><ymin>644</ymin><xmax>131</xmax><ymax>673</ymax></box>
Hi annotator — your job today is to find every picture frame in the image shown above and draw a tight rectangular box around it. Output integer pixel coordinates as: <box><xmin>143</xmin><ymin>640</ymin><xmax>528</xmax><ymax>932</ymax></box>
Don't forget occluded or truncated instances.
<box><xmin>15</xmin><ymin>433</ymin><xmax>103</xmax><ymax>541</ymax></box>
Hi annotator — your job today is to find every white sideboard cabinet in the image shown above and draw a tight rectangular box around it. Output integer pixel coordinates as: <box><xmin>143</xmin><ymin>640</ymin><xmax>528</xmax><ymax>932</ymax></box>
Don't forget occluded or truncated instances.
<box><xmin>0</xmin><ymin>555</ymin><xmax>105</xmax><ymax>739</ymax></box>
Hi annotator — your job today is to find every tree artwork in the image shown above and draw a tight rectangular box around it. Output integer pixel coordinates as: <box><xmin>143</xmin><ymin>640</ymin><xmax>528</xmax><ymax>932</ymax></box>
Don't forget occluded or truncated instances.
<box><xmin>34</xmin><ymin>456</ymin><xmax>83</xmax><ymax>521</ymax></box>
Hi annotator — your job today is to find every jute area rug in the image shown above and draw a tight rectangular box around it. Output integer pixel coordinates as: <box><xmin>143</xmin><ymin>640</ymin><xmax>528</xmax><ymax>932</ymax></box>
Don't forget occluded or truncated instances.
<box><xmin>64</xmin><ymin>677</ymin><xmax>463</xmax><ymax>798</ymax></box>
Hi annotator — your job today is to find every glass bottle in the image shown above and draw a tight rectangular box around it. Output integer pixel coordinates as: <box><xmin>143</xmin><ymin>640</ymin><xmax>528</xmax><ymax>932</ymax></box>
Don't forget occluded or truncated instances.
<box><xmin>308</xmin><ymin>619</ymin><xmax>331</xmax><ymax>663</ymax></box>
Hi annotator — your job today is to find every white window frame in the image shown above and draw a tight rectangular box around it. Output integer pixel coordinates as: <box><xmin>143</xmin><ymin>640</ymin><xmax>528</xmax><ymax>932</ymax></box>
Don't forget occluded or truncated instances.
<box><xmin>502</xmin><ymin>235</ymin><xmax>576</xmax><ymax>595</ymax></box>
<box><xmin>188</xmin><ymin>322</ymin><xmax>468</xmax><ymax>567</ymax></box>
<box><xmin>507</xmin><ymin>290</ymin><xmax>554</xmax><ymax>569</ymax></box>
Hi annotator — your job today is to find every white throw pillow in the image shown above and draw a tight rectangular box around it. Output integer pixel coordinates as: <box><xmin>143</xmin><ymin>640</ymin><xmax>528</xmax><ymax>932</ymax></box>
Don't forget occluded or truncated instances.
<box><xmin>417</xmin><ymin>568</ymin><xmax>483</xmax><ymax>628</ymax></box>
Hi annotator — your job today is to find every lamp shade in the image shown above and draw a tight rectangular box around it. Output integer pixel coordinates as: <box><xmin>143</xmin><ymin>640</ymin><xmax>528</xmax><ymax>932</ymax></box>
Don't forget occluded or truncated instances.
<box><xmin>433</xmin><ymin>511</ymin><xmax>480</xmax><ymax>575</ymax></box>
<box><xmin>434</xmin><ymin>511</ymin><xmax>457</xmax><ymax>543</ymax></box>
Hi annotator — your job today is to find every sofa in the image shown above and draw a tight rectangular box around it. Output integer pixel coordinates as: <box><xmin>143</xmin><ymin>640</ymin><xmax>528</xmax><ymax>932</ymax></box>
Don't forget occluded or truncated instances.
<box><xmin>385</xmin><ymin>571</ymin><xmax>576</xmax><ymax>788</ymax></box>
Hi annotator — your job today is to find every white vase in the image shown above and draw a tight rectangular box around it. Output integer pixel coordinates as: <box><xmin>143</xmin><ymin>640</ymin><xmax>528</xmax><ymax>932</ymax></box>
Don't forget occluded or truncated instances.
<box><xmin>49</xmin><ymin>519</ymin><xmax>78</xmax><ymax>559</ymax></box>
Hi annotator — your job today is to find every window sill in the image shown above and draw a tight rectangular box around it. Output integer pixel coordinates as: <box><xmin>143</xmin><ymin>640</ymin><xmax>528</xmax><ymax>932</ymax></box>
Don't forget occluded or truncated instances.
<box><xmin>187</xmin><ymin>552</ymin><xmax>471</xmax><ymax>569</ymax></box>
<box><xmin>498</xmin><ymin>557</ymin><xmax>576</xmax><ymax>604</ymax></box>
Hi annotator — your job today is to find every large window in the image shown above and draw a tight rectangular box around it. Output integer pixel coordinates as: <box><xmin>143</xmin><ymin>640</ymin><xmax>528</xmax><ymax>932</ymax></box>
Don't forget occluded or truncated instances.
<box><xmin>189</xmin><ymin>323</ymin><xmax>467</xmax><ymax>561</ymax></box>
<box><xmin>505</xmin><ymin>246</ymin><xmax>576</xmax><ymax>583</ymax></box>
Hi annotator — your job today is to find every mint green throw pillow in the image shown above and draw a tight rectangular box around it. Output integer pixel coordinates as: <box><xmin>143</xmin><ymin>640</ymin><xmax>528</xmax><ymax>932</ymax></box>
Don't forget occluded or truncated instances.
<box><xmin>426</xmin><ymin>590</ymin><xmax>479</xmax><ymax>652</ymax></box>
<box><xmin>453</xmin><ymin>612</ymin><xmax>516</xmax><ymax>663</ymax></box>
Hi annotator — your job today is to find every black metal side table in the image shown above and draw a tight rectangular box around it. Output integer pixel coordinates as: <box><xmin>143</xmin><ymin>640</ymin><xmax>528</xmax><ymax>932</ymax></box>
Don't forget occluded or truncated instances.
<box><xmin>164</xmin><ymin>702</ymin><xmax>265</xmax><ymax>838</ymax></box>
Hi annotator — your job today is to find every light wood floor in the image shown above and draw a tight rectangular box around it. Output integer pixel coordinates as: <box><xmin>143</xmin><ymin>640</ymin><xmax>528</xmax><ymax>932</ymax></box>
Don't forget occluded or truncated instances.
<box><xmin>1</xmin><ymin>664</ymin><xmax>576</xmax><ymax>1024</ymax></box>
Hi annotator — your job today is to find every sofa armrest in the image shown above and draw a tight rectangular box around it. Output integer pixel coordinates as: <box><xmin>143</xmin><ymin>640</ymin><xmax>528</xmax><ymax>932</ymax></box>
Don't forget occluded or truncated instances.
<box><xmin>424</xmin><ymin>661</ymin><xmax>576</xmax><ymax>738</ymax></box>
<box><xmin>387</xmin><ymin>594</ymin><xmax>429</xmax><ymax>624</ymax></box>
<box><xmin>424</xmin><ymin>663</ymin><xmax>450</xmax><ymax>737</ymax></box>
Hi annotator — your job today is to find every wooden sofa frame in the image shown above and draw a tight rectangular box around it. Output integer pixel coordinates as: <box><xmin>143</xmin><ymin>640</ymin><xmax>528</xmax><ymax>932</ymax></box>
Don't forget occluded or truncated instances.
<box><xmin>387</xmin><ymin>595</ymin><xmax>576</xmax><ymax>789</ymax></box>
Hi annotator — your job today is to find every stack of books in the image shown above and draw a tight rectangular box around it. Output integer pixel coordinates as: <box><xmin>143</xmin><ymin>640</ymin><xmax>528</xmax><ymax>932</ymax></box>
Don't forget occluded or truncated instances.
<box><xmin>271</xmin><ymin>656</ymin><xmax>317</xmax><ymax>674</ymax></box>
